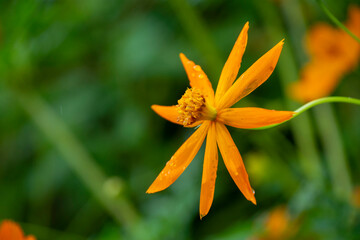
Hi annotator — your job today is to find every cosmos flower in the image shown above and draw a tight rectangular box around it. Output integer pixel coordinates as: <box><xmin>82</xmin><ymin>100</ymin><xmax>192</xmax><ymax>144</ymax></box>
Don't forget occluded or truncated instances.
<box><xmin>147</xmin><ymin>22</ymin><xmax>294</xmax><ymax>218</ymax></box>
<box><xmin>0</xmin><ymin>220</ymin><xmax>36</xmax><ymax>240</ymax></box>
<box><xmin>352</xmin><ymin>186</ymin><xmax>360</xmax><ymax>208</ymax></box>
<box><xmin>253</xmin><ymin>206</ymin><xmax>298</xmax><ymax>240</ymax></box>
<box><xmin>290</xmin><ymin>6</ymin><xmax>360</xmax><ymax>102</ymax></box>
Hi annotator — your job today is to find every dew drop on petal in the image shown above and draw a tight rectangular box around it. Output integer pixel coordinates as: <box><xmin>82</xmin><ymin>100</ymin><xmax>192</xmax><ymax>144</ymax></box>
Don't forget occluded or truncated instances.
<box><xmin>252</xmin><ymin>189</ymin><xmax>255</xmax><ymax>194</ymax></box>
<box><xmin>193</xmin><ymin>65</ymin><xmax>201</xmax><ymax>71</ymax></box>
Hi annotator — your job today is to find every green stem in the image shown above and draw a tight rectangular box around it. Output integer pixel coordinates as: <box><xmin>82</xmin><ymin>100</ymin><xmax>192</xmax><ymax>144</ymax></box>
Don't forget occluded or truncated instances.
<box><xmin>255</xmin><ymin>0</ymin><xmax>324</xmax><ymax>184</ymax></box>
<box><xmin>295</xmin><ymin>96</ymin><xmax>360</xmax><ymax>115</ymax></box>
<box><xmin>254</xmin><ymin>96</ymin><xmax>360</xmax><ymax>130</ymax></box>
<box><xmin>279</xmin><ymin>0</ymin><xmax>356</xmax><ymax>199</ymax></box>
<box><xmin>314</xmin><ymin>105</ymin><xmax>352</xmax><ymax>201</ymax></box>
<box><xmin>316</xmin><ymin>0</ymin><xmax>360</xmax><ymax>43</ymax></box>
<box><xmin>12</xmin><ymin>90</ymin><xmax>140</xmax><ymax>230</ymax></box>
<box><xmin>169</xmin><ymin>0</ymin><xmax>223</xmax><ymax>79</ymax></box>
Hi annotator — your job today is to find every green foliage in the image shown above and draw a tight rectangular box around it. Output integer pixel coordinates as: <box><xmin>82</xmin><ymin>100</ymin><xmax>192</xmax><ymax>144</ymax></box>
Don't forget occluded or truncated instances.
<box><xmin>0</xmin><ymin>0</ymin><xmax>359</xmax><ymax>239</ymax></box>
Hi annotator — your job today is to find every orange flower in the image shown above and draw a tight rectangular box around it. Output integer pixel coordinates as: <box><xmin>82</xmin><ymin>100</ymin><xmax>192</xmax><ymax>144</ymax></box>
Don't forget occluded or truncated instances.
<box><xmin>147</xmin><ymin>22</ymin><xmax>294</xmax><ymax>218</ymax></box>
<box><xmin>255</xmin><ymin>206</ymin><xmax>298</xmax><ymax>240</ymax></box>
<box><xmin>0</xmin><ymin>220</ymin><xmax>36</xmax><ymax>240</ymax></box>
<box><xmin>290</xmin><ymin>6</ymin><xmax>360</xmax><ymax>102</ymax></box>
<box><xmin>352</xmin><ymin>186</ymin><xmax>360</xmax><ymax>208</ymax></box>
<box><xmin>264</xmin><ymin>207</ymin><xmax>290</xmax><ymax>239</ymax></box>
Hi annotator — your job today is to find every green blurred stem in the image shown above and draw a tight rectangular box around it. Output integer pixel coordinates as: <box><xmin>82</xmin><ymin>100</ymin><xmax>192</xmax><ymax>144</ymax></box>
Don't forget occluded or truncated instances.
<box><xmin>316</xmin><ymin>0</ymin><xmax>360</xmax><ymax>43</ymax></box>
<box><xmin>255</xmin><ymin>96</ymin><xmax>360</xmax><ymax>130</ymax></box>
<box><xmin>277</xmin><ymin>0</ymin><xmax>354</xmax><ymax>200</ymax></box>
<box><xmin>254</xmin><ymin>0</ymin><xmax>324</xmax><ymax>184</ymax></box>
<box><xmin>12</xmin><ymin>90</ymin><xmax>139</xmax><ymax>229</ymax></box>
<box><xmin>314</xmin><ymin>105</ymin><xmax>352</xmax><ymax>201</ymax></box>
<box><xmin>169</xmin><ymin>0</ymin><xmax>223</xmax><ymax>79</ymax></box>
<box><xmin>300</xmin><ymin>96</ymin><xmax>354</xmax><ymax>200</ymax></box>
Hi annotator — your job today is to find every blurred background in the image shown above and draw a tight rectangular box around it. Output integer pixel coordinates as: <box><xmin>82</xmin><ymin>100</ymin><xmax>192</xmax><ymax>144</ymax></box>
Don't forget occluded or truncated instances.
<box><xmin>0</xmin><ymin>0</ymin><xmax>360</xmax><ymax>239</ymax></box>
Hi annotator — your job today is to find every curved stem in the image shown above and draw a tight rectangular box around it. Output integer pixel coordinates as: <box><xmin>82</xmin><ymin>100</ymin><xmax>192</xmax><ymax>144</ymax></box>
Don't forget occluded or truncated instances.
<box><xmin>316</xmin><ymin>0</ymin><xmax>360</xmax><ymax>43</ymax></box>
<box><xmin>254</xmin><ymin>96</ymin><xmax>360</xmax><ymax>130</ymax></box>
<box><xmin>294</xmin><ymin>96</ymin><xmax>360</xmax><ymax>116</ymax></box>
<box><xmin>254</xmin><ymin>0</ymin><xmax>324</xmax><ymax>184</ymax></box>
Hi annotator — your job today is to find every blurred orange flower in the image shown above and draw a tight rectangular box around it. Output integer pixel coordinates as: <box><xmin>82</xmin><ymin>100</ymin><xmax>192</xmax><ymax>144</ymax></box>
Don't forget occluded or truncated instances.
<box><xmin>0</xmin><ymin>220</ymin><xmax>36</xmax><ymax>240</ymax></box>
<box><xmin>352</xmin><ymin>186</ymin><xmax>360</xmax><ymax>208</ymax></box>
<box><xmin>255</xmin><ymin>206</ymin><xmax>298</xmax><ymax>240</ymax></box>
<box><xmin>147</xmin><ymin>22</ymin><xmax>294</xmax><ymax>218</ymax></box>
<box><xmin>290</xmin><ymin>6</ymin><xmax>360</xmax><ymax>102</ymax></box>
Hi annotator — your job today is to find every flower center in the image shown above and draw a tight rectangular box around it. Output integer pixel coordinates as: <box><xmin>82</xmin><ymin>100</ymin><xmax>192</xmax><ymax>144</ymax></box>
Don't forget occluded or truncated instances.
<box><xmin>176</xmin><ymin>88</ymin><xmax>217</xmax><ymax>126</ymax></box>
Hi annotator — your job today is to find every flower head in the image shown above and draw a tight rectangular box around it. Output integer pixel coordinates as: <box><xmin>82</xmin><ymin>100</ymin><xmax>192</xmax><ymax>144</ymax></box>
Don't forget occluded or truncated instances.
<box><xmin>0</xmin><ymin>220</ymin><xmax>36</xmax><ymax>240</ymax></box>
<box><xmin>290</xmin><ymin>6</ymin><xmax>360</xmax><ymax>102</ymax></box>
<box><xmin>147</xmin><ymin>22</ymin><xmax>294</xmax><ymax>218</ymax></box>
<box><xmin>352</xmin><ymin>186</ymin><xmax>360</xmax><ymax>208</ymax></box>
<box><xmin>253</xmin><ymin>206</ymin><xmax>298</xmax><ymax>240</ymax></box>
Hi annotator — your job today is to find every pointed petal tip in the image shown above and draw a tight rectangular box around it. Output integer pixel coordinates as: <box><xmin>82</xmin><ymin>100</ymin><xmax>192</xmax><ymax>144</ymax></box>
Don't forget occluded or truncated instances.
<box><xmin>146</xmin><ymin>183</ymin><xmax>165</xmax><ymax>194</ymax></box>
<box><xmin>146</xmin><ymin>186</ymin><xmax>161</xmax><ymax>194</ymax></box>
<box><xmin>273</xmin><ymin>39</ymin><xmax>284</xmax><ymax>50</ymax></box>
<box><xmin>251</xmin><ymin>197</ymin><xmax>257</xmax><ymax>205</ymax></box>
<box><xmin>244</xmin><ymin>21</ymin><xmax>249</xmax><ymax>29</ymax></box>
<box><xmin>151</xmin><ymin>104</ymin><xmax>175</xmax><ymax>112</ymax></box>
<box><xmin>150</xmin><ymin>104</ymin><xmax>157</xmax><ymax>111</ymax></box>
<box><xmin>179</xmin><ymin>52</ymin><xmax>188</xmax><ymax>62</ymax></box>
<box><xmin>151</xmin><ymin>105</ymin><xmax>181</xmax><ymax>125</ymax></box>
<box><xmin>244</xmin><ymin>187</ymin><xmax>256</xmax><ymax>205</ymax></box>
<box><xmin>145</xmin><ymin>188</ymin><xmax>154</xmax><ymax>194</ymax></box>
<box><xmin>151</xmin><ymin>104</ymin><xmax>171</xmax><ymax>114</ymax></box>
<box><xmin>239</xmin><ymin>22</ymin><xmax>249</xmax><ymax>36</ymax></box>
<box><xmin>179</xmin><ymin>53</ymin><xmax>194</xmax><ymax>70</ymax></box>
<box><xmin>200</xmin><ymin>207</ymin><xmax>210</xmax><ymax>220</ymax></box>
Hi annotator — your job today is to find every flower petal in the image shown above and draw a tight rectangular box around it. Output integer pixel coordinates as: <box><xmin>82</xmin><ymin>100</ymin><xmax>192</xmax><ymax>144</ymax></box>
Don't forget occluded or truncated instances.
<box><xmin>151</xmin><ymin>105</ymin><xmax>179</xmax><ymax>125</ymax></box>
<box><xmin>180</xmin><ymin>53</ymin><xmax>215</xmax><ymax>106</ymax></box>
<box><xmin>215</xmin><ymin>122</ymin><xmax>256</xmax><ymax>204</ymax></box>
<box><xmin>289</xmin><ymin>61</ymin><xmax>343</xmax><ymax>102</ymax></box>
<box><xmin>215</xmin><ymin>22</ymin><xmax>249</xmax><ymax>105</ymax></box>
<box><xmin>0</xmin><ymin>220</ymin><xmax>25</xmax><ymax>240</ymax></box>
<box><xmin>147</xmin><ymin>121</ymin><xmax>210</xmax><ymax>193</ymax></box>
<box><xmin>200</xmin><ymin>122</ymin><xmax>218</xmax><ymax>219</ymax></box>
<box><xmin>217</xmin><ymin>107</ymin><xmax>294</xmax><ymax>129</ymax></box>
<box><xmin>347</xmin><ymin>5</ymin><xmax>360</xmax><ymax>36</ymax></box>
<box><xmin>151</xmin><ymin>105</ymin><xmax>202</xmax><ymax>128</ymax></box>
<box><xmin>217</xmin><ymin>40</ymin><xmax>284</xmax><ymax>110</ymax></box>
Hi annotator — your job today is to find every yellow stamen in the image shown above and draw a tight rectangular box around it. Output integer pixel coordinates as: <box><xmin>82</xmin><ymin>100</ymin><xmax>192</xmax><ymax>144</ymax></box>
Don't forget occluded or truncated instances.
<box><xmin>176</xmin><ymin>88</ymin><xmax>217</xmax><ymax>126</ymax></box>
